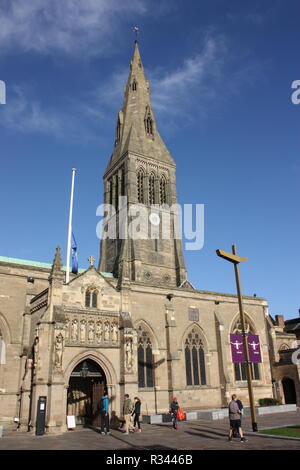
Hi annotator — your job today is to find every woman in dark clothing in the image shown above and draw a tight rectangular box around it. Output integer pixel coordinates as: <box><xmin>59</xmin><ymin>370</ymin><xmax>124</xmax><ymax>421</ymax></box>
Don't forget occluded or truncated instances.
<box><xmin>170</xmin><ymin>397</ymin><xmax>179</xmax><ymax>429</ymax></box>
<box><xmin>132</xmin><ymin>397</ymin><xmax>142</xmax><ymax>432</ymax></box>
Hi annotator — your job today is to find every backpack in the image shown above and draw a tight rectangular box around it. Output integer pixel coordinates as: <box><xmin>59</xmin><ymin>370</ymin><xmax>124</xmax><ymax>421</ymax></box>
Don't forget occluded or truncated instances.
<box><xmin>100</xmin><ymin>397</ymin><xmax>106</xmax><ymax>412</ymax></box>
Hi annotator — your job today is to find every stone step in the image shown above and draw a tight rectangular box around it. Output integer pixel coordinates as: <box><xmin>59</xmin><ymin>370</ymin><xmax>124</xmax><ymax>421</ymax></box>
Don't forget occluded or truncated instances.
<box><xmin>142</xmin><ymin>404</ymin><xmax>297</xmax><ymax>424</ymax></box>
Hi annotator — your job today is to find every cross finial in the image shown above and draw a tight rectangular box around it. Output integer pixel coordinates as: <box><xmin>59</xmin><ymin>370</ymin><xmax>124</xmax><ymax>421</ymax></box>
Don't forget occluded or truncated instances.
<box><xmin>133</xmin><ymin>26</ymin><xmax>139</xmax><ymax>42</ymax></box>
<box><xmin>88</xmin><ymin>255</ymin><xmax>95</xmax><ymax>267</ymax></box>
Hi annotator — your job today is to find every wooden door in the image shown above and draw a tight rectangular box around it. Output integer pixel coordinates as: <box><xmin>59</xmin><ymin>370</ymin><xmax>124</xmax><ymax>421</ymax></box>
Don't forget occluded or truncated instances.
<box><xmin>91</xmin><ymin>379</ymin><xmax>104</xmax><ymax>427</ymax></box>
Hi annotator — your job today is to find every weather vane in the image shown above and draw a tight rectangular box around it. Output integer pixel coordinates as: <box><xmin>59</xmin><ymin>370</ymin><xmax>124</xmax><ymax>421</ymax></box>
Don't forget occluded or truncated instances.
<box><xmin>133</xmin><ymin>26</ymin><xmax>140</xmax><ymax>41</ymax></box>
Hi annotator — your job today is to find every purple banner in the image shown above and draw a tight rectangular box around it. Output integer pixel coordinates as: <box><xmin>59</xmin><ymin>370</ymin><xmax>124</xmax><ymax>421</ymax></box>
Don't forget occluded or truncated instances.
<box><xmin>230</xmin><ymin>334</ymin><xmax>245</xmax><ymax>363</ymax></box>
<box><xmin>248</xmin><ymin>334</ymin><xmax>262</xmax><ymax>363</ymax></box>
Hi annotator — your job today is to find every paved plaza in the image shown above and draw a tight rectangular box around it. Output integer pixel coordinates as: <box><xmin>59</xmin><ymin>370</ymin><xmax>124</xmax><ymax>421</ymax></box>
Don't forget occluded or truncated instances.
<box><xmin>0</xmin><ymin>410</ymin><xmax>300</xmax><ymax>451</ymax></box>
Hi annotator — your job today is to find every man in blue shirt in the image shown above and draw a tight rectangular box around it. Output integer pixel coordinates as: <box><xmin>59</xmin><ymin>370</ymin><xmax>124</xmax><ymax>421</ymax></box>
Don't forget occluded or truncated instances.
<box><xmin>100</xmin><ymin>391</ymin><xmax>111</xmax><ymax>435</ymax></box>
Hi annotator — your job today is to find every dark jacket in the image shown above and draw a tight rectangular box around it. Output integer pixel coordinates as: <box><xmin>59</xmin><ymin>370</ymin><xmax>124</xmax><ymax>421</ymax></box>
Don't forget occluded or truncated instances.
<box><xmin>133</xmin><ymin>400</ymin><xmax>141</xmax><ymax>415</ymax></box>
<box><xmin>236</xmin><ymin>399</ymin><xmax>243</xmax><ymax>411</ymax></box>
<box><xmin>170</xmin><ymin>401</ymin><xmax>179</xmax><ymax>415</ymax></box>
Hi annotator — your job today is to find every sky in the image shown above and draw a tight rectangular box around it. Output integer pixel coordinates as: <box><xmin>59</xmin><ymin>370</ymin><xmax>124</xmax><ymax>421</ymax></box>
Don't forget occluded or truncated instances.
<box><xmin>0</xmin><ymin>0</ymin><xmax>299</xmax><ymax>319</ymax></box>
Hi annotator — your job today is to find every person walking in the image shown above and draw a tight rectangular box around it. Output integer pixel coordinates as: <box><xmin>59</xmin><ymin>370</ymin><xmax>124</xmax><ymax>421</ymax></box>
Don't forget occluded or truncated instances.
<box><xmin>170</xmin><ymin>397</ymin><xmax>179</xmax><ymax>430</ymax></box>
<box><xmin>132</xmin><ymin>397</ymin><xmax>142</xmax><ymax>432</ymax></box>
<box><xmin>228</xmin><ymin>394</ymin><xmax>247</xmax><ymax>443</ymax></box>
<box><xmin>123</xmin><ymin>394</ymin><xmax>134</xmax><ymax>435</ymax></box>
<box><xmin>233</xmin><ymin>397</ymin><xmax>244</xmax><ymax>437</ymax></box>
<box><xmin>100</xmin><ymin>391</ymin><xmax>111</xmax><ymax>436</ymax></box>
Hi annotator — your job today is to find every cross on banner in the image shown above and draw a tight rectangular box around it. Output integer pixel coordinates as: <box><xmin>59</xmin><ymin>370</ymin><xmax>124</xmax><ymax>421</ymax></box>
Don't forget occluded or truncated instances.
<box><xmin>230</xmin><ymin>334</ymin><xmax>245</xmax><ymax>363</ymax></box>
<box><xmin>248</xmin><ymin>334</ymin><xmax>262</xmax><ymax>363</ymax></box>
<box><xmin>249</xmin><ymin>341</ymin><xmax>259</xmax><ymax>351</ymax></box>
<box><xmin>231</xmin><ymin>339</ymin><xmax>243</xmax><ymax>351</ymax></box>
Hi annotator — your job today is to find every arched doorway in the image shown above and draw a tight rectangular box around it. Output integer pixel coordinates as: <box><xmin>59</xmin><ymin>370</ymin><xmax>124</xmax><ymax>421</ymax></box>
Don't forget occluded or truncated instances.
<box><xmin>67</xmin><ymin>359</ymin><xmax>106</xmax><ymax>427</ymax></box>
<box><xmin>282</xmin><ymin>377</ymin><xmax>297</xmax><ymax>404</ymax></box>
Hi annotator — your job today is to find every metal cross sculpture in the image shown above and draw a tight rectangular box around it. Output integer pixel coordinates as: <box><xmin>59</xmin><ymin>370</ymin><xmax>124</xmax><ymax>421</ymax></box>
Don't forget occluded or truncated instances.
<box><xmin>133</xmin><ymin>26</ymin><xmax>140</xmax><ymax>41</ymax></box>
<box><xmin>88</xmin><ymin>255</ymin><xmax>95</xmax><ymax>267</ymax></box>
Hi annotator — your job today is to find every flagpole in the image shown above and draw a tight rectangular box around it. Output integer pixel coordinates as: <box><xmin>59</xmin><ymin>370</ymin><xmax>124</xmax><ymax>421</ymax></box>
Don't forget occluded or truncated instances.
<box><xmin>66</xmin><ymin>168</ymin><xmax>76</xmax><ymax>283</ymax></box>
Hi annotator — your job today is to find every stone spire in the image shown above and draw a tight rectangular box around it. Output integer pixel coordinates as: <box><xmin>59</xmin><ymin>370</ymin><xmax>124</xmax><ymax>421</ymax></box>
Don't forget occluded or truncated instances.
<box><xmin>100</xmin><ymin>41</ymin><xmax>187</xmax><ymax>287</ymax></box>
<box><xmin>49</xmin><ymin>246</ymin><xmax>63</xmax><ymax>277</ymax></box>
<box><xmin>107</xmin><ymin>40</ymin><xmax>174</xmax><ymax>169</ymax></box>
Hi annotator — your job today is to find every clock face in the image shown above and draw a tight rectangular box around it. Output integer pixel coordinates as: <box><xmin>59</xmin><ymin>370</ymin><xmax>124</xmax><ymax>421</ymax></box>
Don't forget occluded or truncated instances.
<box><xmin>149</xmin><ymin>212</ymin><xmax>160</xmax><ymax>226</ymax></box>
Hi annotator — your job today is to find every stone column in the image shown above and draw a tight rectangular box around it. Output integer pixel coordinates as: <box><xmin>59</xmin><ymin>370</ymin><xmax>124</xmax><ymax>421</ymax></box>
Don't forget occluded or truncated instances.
<box><xmin>165</xmin><ymin>302</ymin><xmax>179</xmax><ymax>403</ymax></box>
<box><xmin>214</xmin><ymin>311</ymin><xmax>231</xmax><ymax>407</ymax></box>
<box><xmin>18</xmin><ymin>357</ymin><xmax>33</xmax><ymax>431</ymax></box>
<box><xmin>46</xmin><ymin>377</ymin><xmax>66</xmax><ymax>433</ymax></box>
<box><xmin>119</xmin><ymin>314</ymin><xmax>138</xmax><ymax>411</ymax></box>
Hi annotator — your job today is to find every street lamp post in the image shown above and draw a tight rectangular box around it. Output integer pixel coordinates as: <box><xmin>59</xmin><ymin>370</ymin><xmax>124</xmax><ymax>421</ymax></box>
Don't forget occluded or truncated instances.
<box><xmin>216</xmin><ymin>244</ymin><xmax>258</xmax><ymax>432</ymax></box>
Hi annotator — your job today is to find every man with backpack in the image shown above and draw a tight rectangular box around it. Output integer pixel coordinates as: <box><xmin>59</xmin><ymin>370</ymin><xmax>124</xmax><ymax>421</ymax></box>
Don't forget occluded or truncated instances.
<box><xmin>123</xmin><ymin>393</ymin><xmax>134</xmax><ymax>435</ymax></box>
<box><xmin>228</xmin><ymin>394</ymin><xmax>247</xmax><ymax>443</ymax></box>
<box><xmin>100</xmin><ymin>391</ymin><xmax>111</xmax><ymax>435</ymax></box>
<box><xmin>233</xmin><ymin>398</ymin><xmax>244</xmax><ymax>437</ymax></box>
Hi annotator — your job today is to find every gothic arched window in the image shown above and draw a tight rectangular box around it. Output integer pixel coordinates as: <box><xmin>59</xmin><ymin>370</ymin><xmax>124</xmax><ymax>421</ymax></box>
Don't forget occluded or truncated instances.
<box><xmin>120</xmin><ymin>166</ymin><xmax>125</xmax><ymax>196</ymax></box>
<box><xmin>115</xmin><ymin>173</ymin><xmax>119</xmax><ymax>211</ymax></box>
<box><xmin>159</xmin><ymin>175</ymin><xmax>167</xmax><ymax>205</ymax></box>
<box><xmin>116</xmin><ymin>118</ymin><xmax>121</xmax><ymax>142</ymax></box>
<box><xmin>0</xmin><ymin>329</ymin><xmax>5</xmax><ymax>365</ymax></box>
<box><xmin>137</xmin><ymin>326</ymin><xmax>154</xmax><ymax>388</ymax></box>
<box><xmin>92</xmin><ymin>291</ymin><xmax>98</xmax><ymax>308</ymax></box>
<box><xmin>232</xmin><ymin>318</ymin><xmax>260</xmax><ymax>381</ymax></box>
<box><xmin>137</xmin><ymin>168</ymin><xmax>144</xmax><ymax>203</ymax></box>
<box><xmin>132</xmin><ymin>79</ymin><xmax>137</xmax><ymax>91</ymax></box>
<box><xmin>149</xmin><ymin>173</ymin><xmax>155</xmax><ymax>205</ymax></box>
<box><xmin>184</xmin><ymin>328</ymin><xmax>206</xmax><ymax>386</ymax></box>
<box><xmin>144</xmin><ymin>106</ymin><xmax>153</xmax><ymax>136</ymax></box>
<box><xmin>85</xmin><ymin>290</ymin><xmax>91</xmax><ymax>308</ymax></box>
<box><xmin>85</xmin><ymin>289</ymin><xmax>98</xmax><ymax>309</ymax></box>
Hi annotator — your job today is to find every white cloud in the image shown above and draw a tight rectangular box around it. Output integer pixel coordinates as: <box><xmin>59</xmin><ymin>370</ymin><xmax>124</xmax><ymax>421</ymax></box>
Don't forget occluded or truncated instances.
<box><xmin>1</xmin><ymin>86</ymin><xmax>62</xmax><ymax>135</ymax></box>
<box><xmin>150</xmin><ymin>36</ymin><xmax>227</xmax><ymax>121</ymax></box>
<box><xmin>0</xmin><ymin>0</ymin><xmax>148</xmax><ymax>56</ymax></box>
<box><xmin>226</xmin><ymin>11</ymin><xmax>265</xmax><ymax>26</ymax></box>
<box><xmin>0</xmin><ymin>86</ymin><xmax>101</xmax><ymax>143</ymax></box>
<box><xmin>0</xmin><ymin>34</ymin><xmax>263</xmax><ymax>141</ymax></box>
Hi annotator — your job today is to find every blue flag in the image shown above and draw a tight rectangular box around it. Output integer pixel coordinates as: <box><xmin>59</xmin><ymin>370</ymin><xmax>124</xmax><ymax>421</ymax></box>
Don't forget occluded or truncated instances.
<box><xmin>71</xmin><ymin>232</ymin><xmax>78</xmax><ymax>274</ymax></box>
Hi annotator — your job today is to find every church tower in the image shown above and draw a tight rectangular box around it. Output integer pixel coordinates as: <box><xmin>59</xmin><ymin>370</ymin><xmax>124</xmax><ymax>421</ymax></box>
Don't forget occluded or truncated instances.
<box><xmin>99</xmin><ymin>40</ymin><xmax>187</xmax><ymax>287</ymax></box>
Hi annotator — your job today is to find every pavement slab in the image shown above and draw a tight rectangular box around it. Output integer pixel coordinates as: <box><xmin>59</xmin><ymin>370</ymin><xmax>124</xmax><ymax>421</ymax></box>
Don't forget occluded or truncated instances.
<box><xmin>0</xmin><ymin>410</ymin><xmax>299</xmax><ymax>451</ymax></box>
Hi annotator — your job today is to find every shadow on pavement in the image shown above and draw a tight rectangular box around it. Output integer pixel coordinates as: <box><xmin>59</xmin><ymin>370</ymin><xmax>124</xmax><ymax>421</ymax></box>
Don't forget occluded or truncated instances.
<box><xmin>185</xmin><ymin>431</ymin><xmax>218</xmax><ymax>440</ymax></box>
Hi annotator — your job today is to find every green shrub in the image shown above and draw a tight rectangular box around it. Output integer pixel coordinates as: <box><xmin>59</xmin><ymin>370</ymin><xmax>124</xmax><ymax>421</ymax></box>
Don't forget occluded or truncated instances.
<box><xmin>258</xmin><ymin>398</ymin><xmax>279</xmax><ymax>407</ymax></box>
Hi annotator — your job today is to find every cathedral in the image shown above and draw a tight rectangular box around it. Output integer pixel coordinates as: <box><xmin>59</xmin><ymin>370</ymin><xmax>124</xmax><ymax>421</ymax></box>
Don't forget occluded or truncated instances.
<box><xmin>1</xmin><ymin>40</ymin><xmax>298</xmax><ymax>434</ymax></box>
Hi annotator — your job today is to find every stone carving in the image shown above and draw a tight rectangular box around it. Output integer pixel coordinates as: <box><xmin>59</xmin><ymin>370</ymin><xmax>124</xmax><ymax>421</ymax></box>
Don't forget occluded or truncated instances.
<box><xmin>125</xmin><ymin>338</ymin><xmax>133</xmax><ymax>371</ymax></box>
<box><xmin>80</xmin><ymin>320</ymin><xmax>86</xmax><ymax>343</ymax></box>
<box><xmin>104</xmin><ymin>322</ymin><xmax>110</xmax><ymax>342</ymax></box>
<box><xmin>54</xmin><ymin>333</ymin><xmax>64</xmax><ymax>370</ymax></box>
<box><xmin>111</xmin><ymin>323</ymin><xmax>118</xmax><ymax>343</ymax></box>
<box><xmin>23</xmin><ymin>358</ymin><xmax>33</xmax><ymax>386</ymax></box>
<box><xmin>96</xmin><ymin>321</ymin><xmax>103</xmax><ymax>343</ymax></box>
<box><xmin>64</xmin><ymin>315</ymin><xmax>119</xmax><ymax>347</ymax></box>
<box><xmin>88</xmin><ymin>321</ymin><xmax>95</xmax><ymax>342</ymax></box>
<box><xmin>71</xmin><ymin>319</ymin><xmax>78</xmax><ymax>341</ymax></box>
<box><xmin>33</xmin><ymin>337</ymin><xmax>39</xmax><ymax>371</ymax></box>
<box><xmin>65</xmin><ymin>319</ymin><xmax>70</xmax><ymax>342</ymax></box>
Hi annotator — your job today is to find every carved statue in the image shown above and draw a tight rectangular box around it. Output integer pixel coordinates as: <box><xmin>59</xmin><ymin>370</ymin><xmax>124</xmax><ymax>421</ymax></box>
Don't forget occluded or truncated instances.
<box><xmin>33</xmin><ymin>337</ymin><xmax>39</xmax><ymax>370</ymax></box>
<box><xmin>104</xmin><ymin>322</ymin><xmax>110</xmax><ymax>342</ymax></box>
<box><xmin>23</xmin><ymin>357</ymin><xmax>33</xmax><ymax>386</ymax></box>
<box><xmin>111</xmin><ymin>323</ymin><xmax>118</xmax><ymax>343</ymax></box>
<box><xmin>71</xmin><ymin>319</ymin><xmax>78</xmax><ymax>342</ymax></box>
<box><xmin>125</xmin><ymin>338</ymin><xmax>133</xmax><ymax>371</ymax></box>
<box><xmin>80</xmin><ymin>320</ymin><xmax>86</xmax><ymax>342</ymax></box>
<box><xmin>54</xmin><ymin>333</ymin><xmax>64</xmax><ymax>369</ymax></box>
<box><xmin>96</xmin><ymin>322</ymin><xmax>102</xmax><ymax>343</ymax></box>
<box><xmin>88</xmin><ymin>321</ymin><xmax>95</xmax><ymax>342</ymax></box>
<box><xmin>65</xmin><ymin>320</ymin><xmax>70</xmax><ymax>342</ymax></box>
